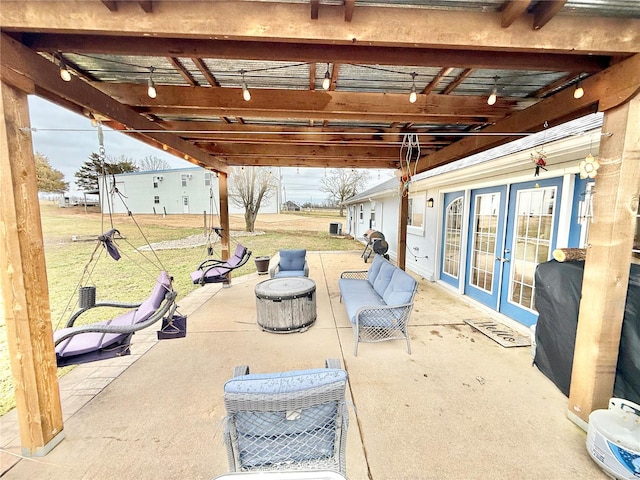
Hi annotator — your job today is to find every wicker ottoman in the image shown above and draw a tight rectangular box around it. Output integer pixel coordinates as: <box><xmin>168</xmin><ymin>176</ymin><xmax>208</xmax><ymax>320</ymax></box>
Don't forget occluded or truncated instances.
<box><xmin>255</xmin><ymin>277</ymin><xmax>316</xmax><ymax>333</ymax></box>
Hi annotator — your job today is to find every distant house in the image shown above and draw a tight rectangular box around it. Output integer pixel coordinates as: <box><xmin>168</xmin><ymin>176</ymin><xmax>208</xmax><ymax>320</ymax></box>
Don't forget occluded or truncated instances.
<box><xmin>282</xmin><ymin>200</ymin><xmax>302</xmax><ymax>211</ymax></box>
<box><xmin>99</xmin><ymin>167</ymin><xmax>279</xmax><ymax>215</ymax></box>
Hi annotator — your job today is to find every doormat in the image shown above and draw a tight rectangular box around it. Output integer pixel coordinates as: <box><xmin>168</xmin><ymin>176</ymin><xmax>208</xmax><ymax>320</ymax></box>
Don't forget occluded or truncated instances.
<box><xmin>464</xmin><ymin>319</ymin><xmax>531</xmax><ymax>348</ymax></box>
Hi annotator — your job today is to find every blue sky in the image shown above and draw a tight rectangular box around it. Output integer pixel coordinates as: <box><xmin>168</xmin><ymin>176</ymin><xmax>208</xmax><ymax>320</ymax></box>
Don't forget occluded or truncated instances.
<box><xmin>28</xmin><ymin>96</ymin><xmax>394</xmax><ymax>203</ymax></box>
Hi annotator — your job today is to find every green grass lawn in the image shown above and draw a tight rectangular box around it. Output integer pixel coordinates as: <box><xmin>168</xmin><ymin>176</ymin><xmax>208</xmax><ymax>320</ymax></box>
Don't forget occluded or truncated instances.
<box><xmin>0</xmin><ymin>204</ymin><xmax>360</xmax><ymax>415</ymax></box>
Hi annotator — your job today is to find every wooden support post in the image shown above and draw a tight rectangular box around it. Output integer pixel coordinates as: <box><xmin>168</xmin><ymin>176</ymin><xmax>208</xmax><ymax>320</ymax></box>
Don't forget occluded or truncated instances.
<box><xmin>218</xmin><ymin>172</ymin><xmax>230</xmax><ymax>261</ymax></box>
<box><xmin>0</xmin><ymin>80</ymin><xmax>64</xmax><ymax>455</ymax></box>
<box><xmin>217</xmin><ymin>172</ymin><xmax>232</xmax><ymax>285</ymax></box>
<box><xmin>397</xmin><ymin>186</ymin><xmax>408</xmax><ymax>270</ymax></box>
<box><xmin>568</xmin><ymin>93</ymin><xmax>640</xmax><ymax>427</ymax></box>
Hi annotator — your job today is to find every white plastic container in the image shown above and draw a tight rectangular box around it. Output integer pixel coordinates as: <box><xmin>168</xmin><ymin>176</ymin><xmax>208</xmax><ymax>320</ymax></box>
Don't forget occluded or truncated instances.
<box><xmin>587</xmin><ymin>398</ymin><xmax>640</xmax><ymax>480</ymax></box>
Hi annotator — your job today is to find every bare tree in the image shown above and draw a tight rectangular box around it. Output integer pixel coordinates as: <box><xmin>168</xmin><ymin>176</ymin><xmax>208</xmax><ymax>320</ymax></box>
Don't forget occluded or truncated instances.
<box><xmin>138</xmin><ymin>155</ymin><xmax>170</xmax><ymax>171</ymax></box>
<box><xmin>320</xmin><ymin>169</ymin><xmax>370</xmax><ymax>216</ymax></box>
<box><xmin>229</xmin><ymin>167</ymin><xmax>278</xmax><ymax>232</ymax></box>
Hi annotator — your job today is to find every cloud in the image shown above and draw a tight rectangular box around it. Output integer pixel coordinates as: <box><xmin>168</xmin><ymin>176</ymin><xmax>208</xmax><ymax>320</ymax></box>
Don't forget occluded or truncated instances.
<box><xmin>27</xmin><ymin>96</ymin><xmax>395</xmax><ymax>201</ymax></box>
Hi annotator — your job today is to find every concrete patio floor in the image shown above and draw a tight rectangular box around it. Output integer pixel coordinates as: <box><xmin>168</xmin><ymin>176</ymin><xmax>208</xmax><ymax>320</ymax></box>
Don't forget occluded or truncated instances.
<box><xmin>0</xmin><ymin>252</ymin><xmax>607</xmax><ymax>479</ymax></box>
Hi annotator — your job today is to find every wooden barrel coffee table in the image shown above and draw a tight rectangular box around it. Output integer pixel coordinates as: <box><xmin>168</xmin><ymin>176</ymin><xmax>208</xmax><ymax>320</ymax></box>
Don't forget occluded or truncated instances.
<box><xmin>255</xmin><ymin>277</ymin><xmax>316</xmax><ymax>333</ymax></box>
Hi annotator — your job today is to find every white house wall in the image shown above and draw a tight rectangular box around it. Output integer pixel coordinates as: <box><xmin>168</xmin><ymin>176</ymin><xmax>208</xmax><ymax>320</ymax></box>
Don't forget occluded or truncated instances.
<box><xmin>99</xmin><ymin>168</ymin><xmax>278</xmax><ymax>215</ymax></box>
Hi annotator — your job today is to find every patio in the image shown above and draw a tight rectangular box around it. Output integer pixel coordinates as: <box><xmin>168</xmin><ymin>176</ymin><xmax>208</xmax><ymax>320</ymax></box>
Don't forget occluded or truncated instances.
<box><xmin>0</xmin><ymin>252</ymin><xmax>606</xmax><ymax>479</ymax></box>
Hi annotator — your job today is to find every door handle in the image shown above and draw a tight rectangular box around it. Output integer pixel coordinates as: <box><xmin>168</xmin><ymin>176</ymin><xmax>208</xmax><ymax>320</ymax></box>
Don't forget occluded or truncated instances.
<box><xmin>495</xmin><ymin>257</ymin><xmax>510</xmax><ymax>263</ymax></box>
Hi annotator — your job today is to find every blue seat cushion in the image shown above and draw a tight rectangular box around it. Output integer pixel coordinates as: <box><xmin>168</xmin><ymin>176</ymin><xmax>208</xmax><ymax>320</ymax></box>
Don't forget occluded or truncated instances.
<box><xmin>338</xmin><ymin>278</ymin><xmax>385</xmax><ymax>323</ymax></box>
<box><xmin>225</xmin><ymin>368</ymin><xmax>346</xmax><ymax>394</ymax></box>
<box><xmin>274</xmin><ymin>269</ymin><xmax>306</xmax><ymax>278</ymax></box>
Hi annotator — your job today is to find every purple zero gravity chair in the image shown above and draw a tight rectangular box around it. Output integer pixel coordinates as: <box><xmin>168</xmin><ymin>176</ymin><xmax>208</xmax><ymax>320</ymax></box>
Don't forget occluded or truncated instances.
<box><xmin>54</xmin><ymin>271</ymin><xmax>177</xmax><ymax>367</ymax></box>
<box><xmin>191</xmin><ymin>243</ymin><xmax>252</xmax><ymax>285</ymax></box>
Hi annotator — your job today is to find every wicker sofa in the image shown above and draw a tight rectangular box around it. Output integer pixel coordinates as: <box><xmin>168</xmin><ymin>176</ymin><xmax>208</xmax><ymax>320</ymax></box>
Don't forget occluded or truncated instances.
<box><xmin>339</xmin><ymin>255</ymin><xmax>418</xmax><ymax>356</ymax></box>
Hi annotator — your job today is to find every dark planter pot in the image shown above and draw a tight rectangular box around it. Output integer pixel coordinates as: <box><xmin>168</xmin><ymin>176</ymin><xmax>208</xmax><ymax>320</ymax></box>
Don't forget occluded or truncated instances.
<box><xmin>255</xmin><ymin>256</ymin><xmax>271</xmax><ymax>275</ymax></box>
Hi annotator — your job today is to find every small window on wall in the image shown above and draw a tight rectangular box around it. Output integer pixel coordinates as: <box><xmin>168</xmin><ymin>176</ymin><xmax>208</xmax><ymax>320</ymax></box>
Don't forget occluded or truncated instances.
<box><xmin>204</xmin><ymin>173</ymin><xmax>211</xmax><ymax>186</ymax></box>
<box><xmin>181</xmin><ymin>175</ymin><xmax>187</xmax><ymax>187</ymax></box>
<box><xmin>359</xmin><ymin>204</ymin><xmax>364</xmax><ymax>223</ymax></box>
<box><xmin>407</xmin><ymin>194</ymin><xmax>425</xmax><ymax>234</ymax></box>
<box><xmin>153</xmin><ymin>180</ymin><xmax>159</xmax><ymax>188</ymax></box>
<box><xmin>154</xmin><ymin>196</ymin><xmax>160</xmax><ymax>204</ymax></box>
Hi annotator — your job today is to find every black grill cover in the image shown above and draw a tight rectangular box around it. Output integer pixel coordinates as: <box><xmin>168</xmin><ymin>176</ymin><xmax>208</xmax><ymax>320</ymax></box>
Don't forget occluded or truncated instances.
<box><xmin>533</xmin><ymin>260</ymin><xmax>640</xmax><ymax>405</ymax></box>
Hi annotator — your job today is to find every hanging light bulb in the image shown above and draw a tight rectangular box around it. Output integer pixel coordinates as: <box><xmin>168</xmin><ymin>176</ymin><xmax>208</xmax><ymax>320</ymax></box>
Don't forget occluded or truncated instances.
<box><xmin>240</xmin><ymin>70</ymin><xmax>251</xmax><ymax>101</ymax></box>
<box><xmin>487</xmin><ymin>76</ymin><xmax>498</xmax><ymax>106</ymax></box>
<box><xmin>59</xmin><ymin>56</ymin><xmax>72</xmax><ymax>82</ymax></box>
<box><xmin>322</xmin><ymin>63</ymin><xmax>331</xmax><ymax>90</ymax></box>
<box><xmin>409</xmin><ymin>72</ymin><xmax>417</xmax><ymax>103</ymax></box>
<box><xmin>147</xmin><ymin>66</ymin><xmax>157</xmax><ymax>99</ymax></box>
<box><xmin>573</xmin><ymin>79</ymin><xmax>584</xmax><ymax>99</ymax></box>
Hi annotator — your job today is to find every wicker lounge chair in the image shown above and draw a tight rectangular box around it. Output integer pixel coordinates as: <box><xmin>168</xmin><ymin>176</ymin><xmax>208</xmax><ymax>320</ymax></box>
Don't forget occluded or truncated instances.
<box><xmin>223</xmin><ymin>359</ymin><xmax>348</xmax><ymax>475</ymax></box>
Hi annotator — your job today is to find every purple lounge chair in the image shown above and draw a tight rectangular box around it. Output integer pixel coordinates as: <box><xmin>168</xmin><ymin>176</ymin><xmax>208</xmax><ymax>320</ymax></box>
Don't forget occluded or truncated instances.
<box><xmin>191</xmin><ymin>244</ymin><xmax>252</xmax><ymax>285</ymax></box>
<box><xmin>54</xmin><ymin>271</ymin><xmax>177</xmax><ymax>367</ymax></box>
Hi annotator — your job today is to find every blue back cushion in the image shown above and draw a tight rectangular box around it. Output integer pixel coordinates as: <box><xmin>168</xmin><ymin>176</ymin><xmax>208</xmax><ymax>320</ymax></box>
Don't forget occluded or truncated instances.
<box><xmin>383</xmin><ymin>269</ymin><xmax>417</xmax><ymax>305</ymax></box>
<box><xmin>373</xmin><ymin>260</ymin><xmax>396</xmax><ymax>297</ymax></box>
<box><xmin>367</xmin><ymin>254</ymin><xmax>384</xmax><ymax>286</ymax></box>
<box><xmin>279</xmin><ymin>249</ymin><xmax>306</xmax><ymax>271</ymax></box>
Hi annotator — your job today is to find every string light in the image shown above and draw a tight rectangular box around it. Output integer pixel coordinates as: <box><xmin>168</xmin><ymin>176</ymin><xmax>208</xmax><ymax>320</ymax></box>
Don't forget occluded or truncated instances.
<box><xmin>487</xmin><ymin>76</ymin><xmax>498</xmax><ymax>106</ymax></box>
<box><xmin>240</xmin><ymin>70</ymin><xmax>251</xmax><ymax>101</ymax></box>
<box><xmin>58</xmin><ymin>55</ymin><xmax>72</xmax><ymax>82</ymax></box>
<box><xmin>322</xmin><ymin>63</ymin><xmax>331</xmax><ymax>90</ymax></box>
<box><xmin>573</xmin><ymin>76</ymin><xmax>584</xmax><ymax>99</ymax></box>
<box><xmin>147</xmin><ymin>66</ymin><xmax>157</xmax><ymax>99</ymax></box>
<box><xmin>409</xmin><ymin>72</ymin><xmax>417</xmax><ymax>103</ymax></box>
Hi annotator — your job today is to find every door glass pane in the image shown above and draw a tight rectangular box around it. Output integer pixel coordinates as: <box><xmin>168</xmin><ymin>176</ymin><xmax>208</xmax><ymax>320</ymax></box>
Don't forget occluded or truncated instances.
<box><xmin>470</xmin><ymin>193</ymin><xmax>500</xmax><ymax>292</ymax></box>
<box><xmin>443</xmin><ymin>197</ymin><xmax>463</xmax><ymax>278</ymax></box>
<box><xmin>510</xmin><ymin>187</ymin><xmax>556</xmax><ymax>310</ymax></box>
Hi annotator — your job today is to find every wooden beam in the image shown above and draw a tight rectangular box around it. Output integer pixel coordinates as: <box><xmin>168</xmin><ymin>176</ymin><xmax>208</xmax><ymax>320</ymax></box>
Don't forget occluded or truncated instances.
<box><xmin>218</xmin><ymin>156</ymin><xmax>398</xmax><ymax>169</ymax></box>
<box><xmin>22</xmin><ymin>34</ymin><xmax>610</xmax><ymax>73</ymax></box>
<box><xmin>138</xmin><ymin>1</ymin><xmax>152</xmax><ymax>13</ymax></box>
<box><xmin>218</xmin><ymin>172</ymin><xmax>230</xmax><ymax>261</ymax></box>
<box><xmin>0</xmin><ymin>33</ymin><xmax>226</xmax><ymax>173</ymax></box>
<box><xmin>329</xmin><ymin>63</ymin><xmax>340</xmax><ymax>91</ymax></box>
<box><xmin>99</xmin><ymin>84</ymin><xmax>518</xmax><ymax>121</ymax></box>
<box><xmin>311</xmin><ymin>0</ymin><xmax>319</xmax><ymax>20</ymax></box>
<box><xmin>501</xmin><ymin>1</ymin><xmax>532</xmax><ymax>28</ymax></box>
<box><xmin>414</xmin><ymin>53</ymin><xmax>640</xmax><ymax>174</ymax></box>
<box><xmin>192</xmin><ymin>58</ymin><xmax>219</xmax><ymax>87</ymax></box>
<box><xmin>532</xmin><ymin>0</ymin><xmax>567</xmax><ymax>30</ymax></box>
<box><xmin>397</xmin><ymin>188</ymin><xmax>408</xmax><ymax>270</ymax></box>
<box><xmin>442</xmin><ymin>68</ymin><xmax>474</xmax><ymax>95</ymax></box>
<box><xmin>167</xmin><ymin>57</ymin><xmax>197</xmax><ymax>86</ymax></box>
<box><xmin>309</xmin><ymin>62</ymin><xmax>316</xmax><ymax>90</ymax></box>
<box><xmin>159</xmin><ymin>121</ymin><xmax>444</xmax><ymax>141</ymax></box>
<box><xmin>568</xmin><ymin>92</ymin><xmax>640</xmax><ymax>426</ymax></box>
<box><xmin>4</xmin><ymin>2</ymin><xmax>638</xmax><ymax>55</ymax></box>
<box><xmin>101</xmin><ymin>0</ymin><xmax>118</xmax><ymax>12</ymax></box>
<box><xmin>199</xmin><ymin>142</ymin><xmax>401</xmax><ymax>159</ymax></box>
<box><xmin>422</xmin><ymin>67</ymin><xmax>453</xmax><ymax>95</ymax></box>
<box><xmin>529</xmin><ymin>71</ymin><xmax>580</xmax><ymax>98</ymax></box>
<box><xmin>0</xmin><ymin>80</ymin><xmax>64</xmax><ymax>456</ymax></box>
<box><xmin>344</xmin><ymin>0</ymin><xmax>355</xmax><ymax>22</ymax></box>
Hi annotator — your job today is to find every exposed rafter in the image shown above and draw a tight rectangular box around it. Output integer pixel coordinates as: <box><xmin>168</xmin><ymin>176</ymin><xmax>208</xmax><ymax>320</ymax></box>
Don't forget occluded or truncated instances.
<box><xmin>22</xmin><ymin>34</ymin><xmax>610</xmax><ymax>73</ymax></box>
<box><xmin>501</xmin><ymin>0</ymin><xmax>532</xmax><ymax>28</ymax></box>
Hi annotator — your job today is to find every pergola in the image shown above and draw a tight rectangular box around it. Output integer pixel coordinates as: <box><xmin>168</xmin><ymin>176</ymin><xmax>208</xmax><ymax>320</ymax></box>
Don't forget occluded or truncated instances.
<box><xmin>1</xmin><ymin>0</ymin><xmax>639</xmax><ymax>456</ymax></box>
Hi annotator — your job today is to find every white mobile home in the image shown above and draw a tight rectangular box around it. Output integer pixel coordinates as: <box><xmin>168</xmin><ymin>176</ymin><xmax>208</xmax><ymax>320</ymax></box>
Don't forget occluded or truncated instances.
<box><xmin>345</xmin><ymin>113</ymin><xmax>635</xmax><ymax>328</ymax></box>
<box><xmin>99</xmin><ymin>167</ymin><xmax>279</xmax><ymax>215</ymax></box>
